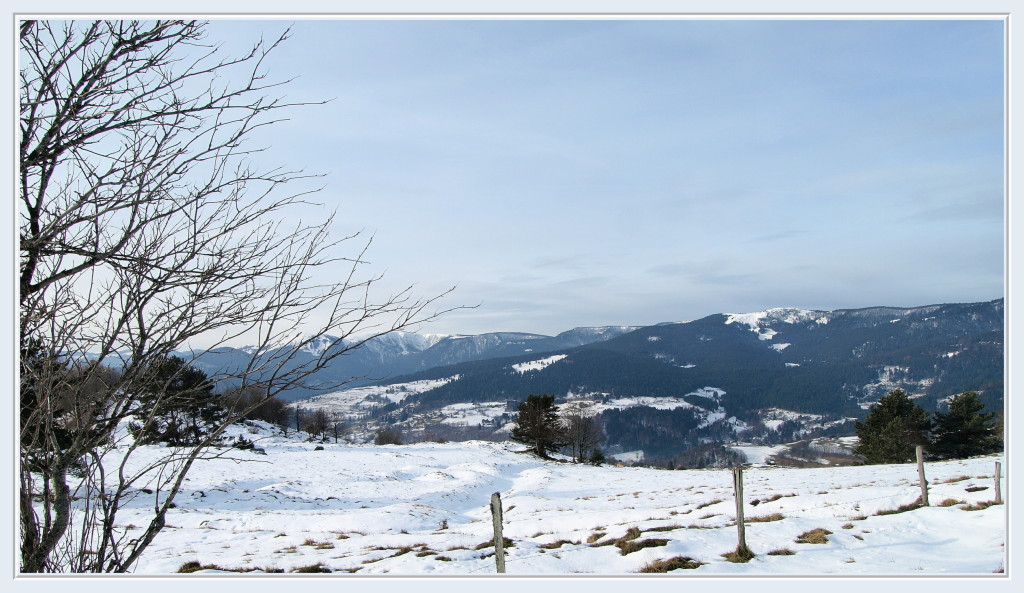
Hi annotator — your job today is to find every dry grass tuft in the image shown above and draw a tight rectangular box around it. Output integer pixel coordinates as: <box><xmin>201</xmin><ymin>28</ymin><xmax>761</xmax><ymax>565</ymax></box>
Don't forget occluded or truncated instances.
<box><xmin>291</xmin><ymin>563</ymin><xmax>331</xmax><ymax>573</ymax></box>
<box><xmin>539</xmin><ymin>539</ymin><xmax>578</xmax><ymax>550</ymax></box>
<box><xmin>178</xmin><ymin>561</ymin><xmax>218</xmax><ymax>573</ymax></box>
<box><xmin>746</xmin><ymin>513</ymin><xmax>784</xmax><ymax>523</ymax></box>
<box><xmin>795</xmin><ymin>528</ymin><xmax>832</xmax><ymax>544</ymax></box>
<box><xmin>721</xmin><ymin>545</ymin><xmax>756</xmax><ymax>563</ymax></box>
<box><xmin>617</xmin><ymin>538</ymin><xmax>669</xmax><ymax>556</ymax></box>
<box><xmin>875</xmin><ymin>499</ymin><xmax>923</xmax><ymax>516</ymax></box>
<box><xmin>767</xmin><ymin>548</ymin><xmax>795</xmax><ymax>556</ymax></box>
<box><xmin>474</xmin><ymin>537</ymin><xmax>514</xmax><ymax>550</ymax></box>
<box><xmin>961</xmin><ymin>500</ymin><xmax>999</xmax><ymax>511</ymax></box>
<box><xmin>645</xmin><ymin>523</ymin><xmax>683</xmax><ymax>532</ymax></box>
<box><xmin>636</xmin><ymin>556</ymin><xmax>704</xmax><ymax>572</ymax></box>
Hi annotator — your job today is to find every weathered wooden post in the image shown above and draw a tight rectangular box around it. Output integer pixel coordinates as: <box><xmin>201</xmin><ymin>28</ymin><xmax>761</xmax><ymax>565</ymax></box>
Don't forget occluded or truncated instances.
<box><xmin>733</xmin><ymin>465</ymin><xmax>748</xmax><ymax>553</ymax></box>
<box><xmin>916</xmin><ymin>445</ymin><xmax>929</xmax><ymax>506</ymax></box>
<box><xmin>995</xmin><ymin>461</ymin><xmax>1003</xmax><ymax>504</ymax></box>
<box><xmin>490</xmin><ymin>492</ymin><xmax>506</xmax><ymax>573</ymax></box>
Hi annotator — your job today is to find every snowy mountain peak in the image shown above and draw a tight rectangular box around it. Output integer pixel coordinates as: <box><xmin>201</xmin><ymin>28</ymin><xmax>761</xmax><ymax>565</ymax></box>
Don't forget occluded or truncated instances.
<box><xmin>725</xmin><ymin>308</ymin><xmax>829</xmax><ymax>338</ymax></box>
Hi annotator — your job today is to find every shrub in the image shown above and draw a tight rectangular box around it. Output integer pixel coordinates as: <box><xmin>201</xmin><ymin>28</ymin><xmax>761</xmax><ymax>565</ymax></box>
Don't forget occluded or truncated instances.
<box><xmin>375</xmin><ymin>428</ymin><xmax>403</xmax><ymax>445</ymax></box>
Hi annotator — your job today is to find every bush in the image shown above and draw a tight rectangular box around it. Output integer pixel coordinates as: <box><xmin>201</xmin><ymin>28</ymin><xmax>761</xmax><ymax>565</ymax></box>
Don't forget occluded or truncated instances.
<box><xmin>375</xmin><ymin>428</ymin><xmax>403</xmax><ymax>445</ymax></box>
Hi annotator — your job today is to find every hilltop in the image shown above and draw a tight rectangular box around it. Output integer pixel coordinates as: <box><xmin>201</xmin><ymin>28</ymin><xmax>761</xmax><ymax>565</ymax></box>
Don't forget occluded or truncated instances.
<box><xmin>122</xmin><ymin>421</ymin><xmax>1006</xmax><ymax>575</ymax></box>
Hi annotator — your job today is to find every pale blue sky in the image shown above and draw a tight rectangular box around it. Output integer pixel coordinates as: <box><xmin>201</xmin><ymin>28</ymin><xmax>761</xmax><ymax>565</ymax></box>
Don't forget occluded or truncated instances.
<box><xmin>205</xmin><ymin>18</ymin><xmax>1005</xmax><ymax>336</ymax></box>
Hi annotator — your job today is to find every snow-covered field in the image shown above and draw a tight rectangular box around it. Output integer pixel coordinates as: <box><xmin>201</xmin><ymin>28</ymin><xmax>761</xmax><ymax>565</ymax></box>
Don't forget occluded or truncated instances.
<box><xmin>103</xmin><ymin>422</ymin><xmax>1008</xmax><ymax>577</ymax></box>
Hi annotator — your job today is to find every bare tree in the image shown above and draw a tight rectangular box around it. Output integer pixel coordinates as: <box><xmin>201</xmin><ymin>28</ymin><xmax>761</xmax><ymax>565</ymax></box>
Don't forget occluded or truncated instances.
<box><xmin>329</xmin><ymin>413</ymin><xmax>349</xmax><ymax>443</ymax></box>
<box><xmin>19</xmin><ymin>20</ymin><xmax>453</xmax><ymax>573</ymax></box>
<box><xmin>302</xmin><ymin>408</ymin><xmax>331</xmax><ymax>441</ymax></box>
<box><xmin>562</xmin><ymin>402</ymin><xmax>604</xmax><ymax>464</ymax></box>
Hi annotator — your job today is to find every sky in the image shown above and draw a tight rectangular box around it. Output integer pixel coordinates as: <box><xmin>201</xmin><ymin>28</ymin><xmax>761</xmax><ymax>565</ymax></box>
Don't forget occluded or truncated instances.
<box><xmin>181</xmin><ymin>18</ymin><xmax>1006</xmax><ymax>337</ymax></box>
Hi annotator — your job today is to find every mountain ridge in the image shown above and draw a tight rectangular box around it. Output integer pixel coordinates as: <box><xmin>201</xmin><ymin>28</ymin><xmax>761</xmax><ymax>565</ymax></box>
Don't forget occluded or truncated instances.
<box><xmin>292</xmin><ymin>298</ymin><xmax>1003</xmax><ymax>460</ymax></box>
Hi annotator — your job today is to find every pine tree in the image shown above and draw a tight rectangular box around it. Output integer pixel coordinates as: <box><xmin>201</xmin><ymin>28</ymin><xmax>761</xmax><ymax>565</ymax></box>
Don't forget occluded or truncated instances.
<box><xmin>930</xmin><ymin>391</ymin><xmax>1001</xmax><ymax>459</ymax></box>
<box><xmin>854</xmin><ymin>389</ymin><xmax>932</xmax><ymax>464</ymax></box>
<box><xmin>134</xmin><ymin>356</ymin><xmax>222</xmax><ymax>445</ymax></box>
<box><xmin>511</xmin><ymin>394</ymin><xmax>568</xmax><ymax>459</ymax></box>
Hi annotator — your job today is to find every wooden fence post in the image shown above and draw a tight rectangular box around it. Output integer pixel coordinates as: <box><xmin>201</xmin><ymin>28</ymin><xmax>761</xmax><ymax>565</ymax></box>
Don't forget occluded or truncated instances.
<box><xmin>995</xmin><ymin>461</ymin><xmax>1003</xmax><ymax>504</ymax></box>
<box><xmin>490</xmin><ymin>492</ymin><xmax>506</xmax><ymax>573</ymax></box>
<box><xmin>915</xmin><ymin>445</ymin><xmax>929</xmax><ymax>506</ymax></box>
<box><xmin>733</xmin><ymin>465</ymin><xmax>748</xmax><ymax>553</ymax></box>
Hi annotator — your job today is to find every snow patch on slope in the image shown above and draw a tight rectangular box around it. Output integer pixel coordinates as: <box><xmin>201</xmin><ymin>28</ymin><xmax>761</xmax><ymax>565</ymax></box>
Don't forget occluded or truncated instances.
<box><xmin>512</xmin><ymin>354</ymin><xmax>567</xmax><ymax>374</ymax></box>
<box><xmin>725</xmin><ymin>308</ymin><xmax>828</xmax><ymax>340</ymax></box>
<box><xmin>297</xmin><ymin>376</ymin><xmax>460</xmax><ymax>417</ymax></box>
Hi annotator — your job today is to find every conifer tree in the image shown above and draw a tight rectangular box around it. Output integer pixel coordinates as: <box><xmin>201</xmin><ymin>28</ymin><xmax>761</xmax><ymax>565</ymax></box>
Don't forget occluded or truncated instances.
<box><xmin>511</xmin><ymin>394</ymin><xmax>568</xmax><ymax>459</ymax></box>
<box><xmin>854</xmin><ymin>389</ymin><xmax>932</xmax><ymax>464</ymax></box>
<box><xmin>930</xmin><ymin>391</ymin><xmax>1001</xmax><ymax>459</ymax></box>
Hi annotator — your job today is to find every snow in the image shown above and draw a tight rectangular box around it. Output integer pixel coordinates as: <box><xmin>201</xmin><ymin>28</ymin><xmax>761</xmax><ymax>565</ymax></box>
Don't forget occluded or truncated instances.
<box><xmin>724</xmin><ymin>312</ymin><xmax>776</xmax><ymax>340</ymax></box>
<box><xmin>729</xmin><ymin>444</ymin><xmax>789</xmax><ymax>464</ymax></box>
<box><xmin>512</xmin><ymin>354</ymin><xmax>568</xmax><ymax>374</ymax></box>
<box><xmin>771</xmin><ymin>343</ymin><xmax>791</xmax><ymax>351</ymax></box>
<box><xmin>99</xmin><ymin>423</ymin><xmax>1005</xmax><ymax>576</ymax></box>
<box><xmin>437</xmin><ymin>402</ymin><xmax>508</xmax><ymax>427</ymax></box>
<box><xmin>297</xmin><ymin>376</ymin><xmax>460</xmax><ymax>415</ymax></box>
<box><xmin>611</xmin><ymin>450</ymin><xmax>645</xmax><ymax>463</ymax></box>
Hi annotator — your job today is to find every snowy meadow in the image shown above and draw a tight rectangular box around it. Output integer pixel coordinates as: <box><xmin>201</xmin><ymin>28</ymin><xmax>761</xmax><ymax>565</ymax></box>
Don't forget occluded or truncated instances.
<box><xmin>104</xmin><ymin>422</ymin><xmax>1007</xmax><ymax>577</ymax></box>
